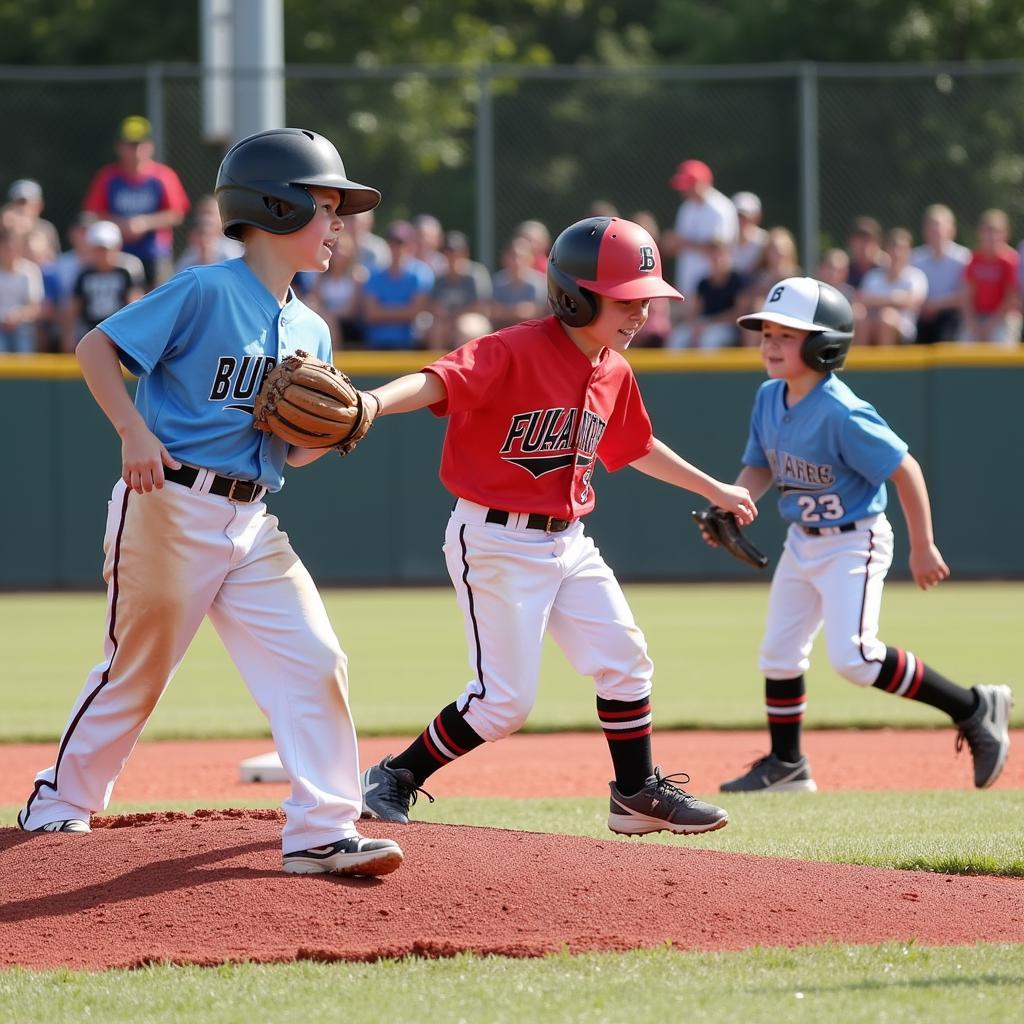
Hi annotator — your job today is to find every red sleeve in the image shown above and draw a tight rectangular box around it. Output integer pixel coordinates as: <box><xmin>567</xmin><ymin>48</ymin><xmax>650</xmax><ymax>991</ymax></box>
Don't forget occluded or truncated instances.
<box><xmin>82</xmin><ymin>166</ymin><xmax>116</xmax><ymax>214</ymax></box>
<box><xmin>152</xmin><ymin>164</ymin><xmax>190</xmax><ymax>214</ymax></box>
<box><xmin>423</xmin><ymin>334</ymin><xmax>510</xmax><ymax>417</ymax></box>
<box><xmin>596</xmin><ymin>366</ymin><xmax>654</xmax><ymax>472</ymax></box>
<box><xmin>1004</xmin><ymin>249</ymin><xmax>1020</xmax><ymax>284</ymax></box>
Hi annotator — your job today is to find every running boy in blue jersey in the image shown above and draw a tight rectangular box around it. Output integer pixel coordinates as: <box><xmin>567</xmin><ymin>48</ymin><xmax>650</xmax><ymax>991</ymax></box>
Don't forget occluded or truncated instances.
<box><xmin>703</xmin><ymin>277</ymin><xmax>1012</xmax><ymax>793</ymax></box>
<box><xmin>18</xmin><ymin>129</ymin><xmax>403</xmax><ymax>877</ymax></box>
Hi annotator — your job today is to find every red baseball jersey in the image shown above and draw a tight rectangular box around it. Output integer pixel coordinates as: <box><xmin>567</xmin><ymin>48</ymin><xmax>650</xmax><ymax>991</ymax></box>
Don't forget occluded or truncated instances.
<box><xmin>425</xmin><ymin>316</ymin><xmax>653</xmax><ymax>518</ymax></box>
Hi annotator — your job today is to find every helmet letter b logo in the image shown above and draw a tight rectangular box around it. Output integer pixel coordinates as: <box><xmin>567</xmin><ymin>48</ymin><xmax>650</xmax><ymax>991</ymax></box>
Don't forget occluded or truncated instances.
<box><xmin>638</xmin><ymin>245</ymin><xmax>655</xmax><ymax>272</ymax></box>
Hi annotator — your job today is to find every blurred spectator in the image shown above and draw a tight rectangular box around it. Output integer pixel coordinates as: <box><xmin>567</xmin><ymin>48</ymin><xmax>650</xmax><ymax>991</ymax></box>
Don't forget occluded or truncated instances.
<box><xmin>816</xmin><ymin>247</ymin><xmax>854</xmax><ymax>300</ymax></box>
<box><xmin>513</xmin><ymin>219</ymin><xmax>551</xmax><ymax>275</ymax></box>
<box><xmin>174</xmin><ymin>195</ymin><xmax>244</xmax><ymax>271</ymax></box>
<box><xmin>344</xmin><ymin>210</ymin><xmax>390</xmax><ymax>273</ymax></box>
<box><xmin>453</xmin><ymin>311</ymin><xmax>493</xmax><ymax>348</ymax></box>
<box><xmin>2</xmin><ymin>179</ymin><xmax>61</xmax><ymax>259</ymax></box>
<box><xmin>857</xmin><ymin>227</ymin><xmax>928</xmax><ymax>345</ymax></box>
<box><xmin>667</xmin><ymin>238</ymin><xmax>743</xmax><ymax>349</ymax></box>
<box><xmin>426</xmin><ymin>230</ymin><xmax>492</xmax><ymax>350</ymax></box>
<box><xmin>662</xmin><ymin>159</ymin><xmax>738</xmax><ymax>301</ymax></box>
<box><xmin>909</xmin><ymin>204</ymin><xmax>969</xmax><ymax>344</ymax></box>
<box><xmin>413</xmin><ymin>213</ymin><xmax>447</xmax><ymax>275</ymax></box>
<box><xmin>82</xmin><ymin>115</ymin><xmax>190</xmax><ymax>289</ymax></box>
<box><xmin>845</xmin><ymin>216</ymin><xmax>887</xmax><ymax>290</ymax></box>
<box><xmin>309</xmin><ymin>231</ymin><xmax>367</xmax><ymax>349</ymax></box>
<box><xmin>361</xmin><ymin>220</ymin><xmax>434</xmax><ymax>349</ymax></box>
<box><xmin>0</xmin><ymin>224</ymin><xmax>43</xmax><ymax>353</ymax></box>
<box><xmin>963</xmin><ymin>208</ymin><xmax>1021</xmax><ymax>344</ymax></box>
<box><xmin>38</xmin><ymin>212</ymin><xmax>98</xmax><ymax>352</ymax></box>
<box><xmin>587</xmin><ymin>199</ymin><xmax>619</xmax><ymax>218</ymax></box>
<box><xmin>63</xmin><ymin>220</ymin><xmax>144</xmax><ymax>352</ymax></box>
<box><xmin>737</xmin><ymin>227</ymin><xmax>801</xmax><ymax>344</ymax></box>
<box><xmin>629</xmin><ymin>210</ymin><xmax>671</xmax><ymax>347</ymax></box>
<box><xmin>489</xmin><ymin>237</ymin><xmax>548</xmax><ymax>328</ymax></box>
<box><xmin>730</xmin><ymin>191</ymin><xmax>768</xmax><ymax>278</ymax></box>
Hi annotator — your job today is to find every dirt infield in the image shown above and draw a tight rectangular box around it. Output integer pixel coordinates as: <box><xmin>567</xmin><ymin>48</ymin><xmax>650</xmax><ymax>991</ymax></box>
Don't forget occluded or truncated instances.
<box><xmin>1</xmin><ymin>731</ymin><xmax>1021</xmax><ymax>970</ymax></box>
<box><xmin>2</xmin><ymin>729</ymin><xmax>1020</xmax><ymax>806</ymax></box>
<box><xmin>1</xmin><ymin>809</ymin><xmax>1022</xmax><ymax>970</ymax></box>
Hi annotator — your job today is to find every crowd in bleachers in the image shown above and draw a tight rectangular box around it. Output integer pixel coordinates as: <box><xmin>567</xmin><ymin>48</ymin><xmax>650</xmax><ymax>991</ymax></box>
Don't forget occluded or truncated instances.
<box><xmin>1</xmin><ymin>128</ymin><xmax>1021</xmax><ymax>354</ymax></box>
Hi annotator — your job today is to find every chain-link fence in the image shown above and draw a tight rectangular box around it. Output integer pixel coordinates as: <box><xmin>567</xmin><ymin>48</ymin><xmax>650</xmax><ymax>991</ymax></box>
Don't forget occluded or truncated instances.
<box><xmin>2</xmin><ymin>60</ymin><xmax>1023</xmax><ymax>270</ymax></box>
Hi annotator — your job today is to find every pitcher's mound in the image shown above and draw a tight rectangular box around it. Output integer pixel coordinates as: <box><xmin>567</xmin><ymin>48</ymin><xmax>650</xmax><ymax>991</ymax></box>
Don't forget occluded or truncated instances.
<box><xmin>1</xmin><ymin>810</ymin><xmax>1020</xmax><ymax>970</ymax></box>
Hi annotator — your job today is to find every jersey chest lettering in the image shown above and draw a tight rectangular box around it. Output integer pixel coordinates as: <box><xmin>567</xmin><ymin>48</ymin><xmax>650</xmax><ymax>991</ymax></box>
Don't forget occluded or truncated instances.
<box><xmin>766</xmin><ymin>448</ymin><xmax>835</xmax><ymax>489</ymax></box>
<box><xmin>499</xmin><ymin>406</ymin><xmax>607</xmax><ymax>478</ymax></box>
<box><xmin>209</xmin><ymin>354</ymin><xmax>277</xmax><ymax>411</ymax></box>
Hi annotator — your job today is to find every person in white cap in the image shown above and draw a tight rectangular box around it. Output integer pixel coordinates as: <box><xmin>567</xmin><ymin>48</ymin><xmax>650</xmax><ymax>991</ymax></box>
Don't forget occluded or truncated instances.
<box><xmin>698</xmin><ymin>276</ymin><xmax>1013</xmax><ymax>794</ymax></box>
<box><xmin>730</xmin><ymin>191</ymin><xmax>768</xmax><ymax>278</ymax></box>
<box><xmin>62</xmin><ymin>220</ymin><xmax>144</xmax><ymax>351</ymax></box>
<box><xmin>3</xmin><ymin>178</ymin><xmax>61</xmax><ymax>258</ymax></box>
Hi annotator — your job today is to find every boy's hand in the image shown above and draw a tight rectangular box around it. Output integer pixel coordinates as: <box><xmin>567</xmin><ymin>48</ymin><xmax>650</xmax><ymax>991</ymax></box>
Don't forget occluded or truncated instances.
<box><xmin>709</xmin><ymin>483</ymin><xmax>757</xmax><ymax>526</ymax></box>
<box><xmin>121</xmin><ymin>422</ymin><xmax>181</xmax><ymax>494</ymax></box>
<box><xmin>909</xmin><ymin>543</ymin><xmax>950</xmax><ymax>590</ymax></box>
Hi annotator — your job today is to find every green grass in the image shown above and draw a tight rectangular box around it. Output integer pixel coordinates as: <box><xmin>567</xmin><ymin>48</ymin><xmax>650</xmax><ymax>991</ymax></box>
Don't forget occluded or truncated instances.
<box><xmin>3</xmin><ymin>789</ymin><xmax>1022</xmax><ymax>876</ymax></box>
<box><xmin>2</xmin><ymin>944</ymin><xmax>1022</xmax><ymax>1024</ymax></box>
<box><xmin>4</xmin><ymin>582</ymin><xmax>1022</xmax><ymax>741</ymax></box>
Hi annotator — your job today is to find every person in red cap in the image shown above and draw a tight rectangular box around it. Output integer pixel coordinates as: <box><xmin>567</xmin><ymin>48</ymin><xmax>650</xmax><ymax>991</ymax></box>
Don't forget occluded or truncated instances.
<box><xmin>662</xmin><ymin>158</ymin><xmax>738</xmax><ymax>301</ymax></box>
<box><xmin>354</xmin><ymin>216</ymin><xmax>757</xmax><ymax>838</ymax></box>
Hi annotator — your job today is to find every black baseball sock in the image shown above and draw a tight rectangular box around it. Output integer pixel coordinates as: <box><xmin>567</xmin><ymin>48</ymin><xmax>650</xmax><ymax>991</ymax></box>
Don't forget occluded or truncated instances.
<box><xmin>766</xmin><ymin>676</ymin><xmax>806</xmax><ymax>763</ymax></box>
<box><xmin>872</xmin><ymin>646</ymin><xmax>977</xmax><ymax>721</ymax></box>
<box><xmin>598</xmin><ymin>695</ymin><xmax>654</xmax><ymax>795</ymax></box>
<box><xmin>389</xmin><ymin>701</ymin><xmax>486</xmax><ymax>785</ymax></box>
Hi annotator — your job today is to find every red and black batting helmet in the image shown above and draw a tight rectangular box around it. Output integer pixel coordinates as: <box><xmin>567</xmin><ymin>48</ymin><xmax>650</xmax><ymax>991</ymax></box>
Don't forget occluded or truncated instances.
<box><xmin>547</xmin><ymin>217</ymin><xmax>684</xmax><ymax>328</ymax></box>
<box><xmin>215</xmin><ymin>128</ymin><xmax>381</xmax><ymax>240</ymax></box>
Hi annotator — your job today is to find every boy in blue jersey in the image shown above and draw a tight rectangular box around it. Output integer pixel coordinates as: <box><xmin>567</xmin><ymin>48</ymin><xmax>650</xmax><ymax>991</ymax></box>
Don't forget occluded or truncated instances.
<box><xmin>18</xmin><ymin>129</ymin><xmax>403</xmax><ymax>878</ymax></box>
<box><xmin>705</xmin><ymin>277</ymin><xmax>1012</xmax><ymax>793</ymax></box>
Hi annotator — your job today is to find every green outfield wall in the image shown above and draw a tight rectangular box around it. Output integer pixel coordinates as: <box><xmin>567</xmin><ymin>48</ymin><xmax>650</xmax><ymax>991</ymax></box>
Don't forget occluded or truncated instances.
<box><xmin>3</xmin><ymin>346</ymin><xmax>1023</xmax><ymax>588</ymax></box>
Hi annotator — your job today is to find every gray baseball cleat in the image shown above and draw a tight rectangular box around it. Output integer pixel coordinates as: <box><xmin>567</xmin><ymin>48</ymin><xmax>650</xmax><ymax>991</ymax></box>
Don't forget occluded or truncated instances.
<box><xmin>608</xmin><ymin>768</ymin><xmax>729</xmax><ymax>835</ymax></box>
<box><xmin>360</xmin><ymin>756</ymin><xmax>433</xmax><ymax>823</ymax></box>
<box><xmin>283</xmin><ymin>834</ymin><xmax>403</xmax><ymax>876</ymax></box>
<box><xmin>955</xmin><ymin>684</ymin><xmax>1013</xmax><ymax>788</ymax></box>
<box><xmin>720</xmin><ymin>753</ymin><xmax>818</xmax><ymax>793</ymax></box>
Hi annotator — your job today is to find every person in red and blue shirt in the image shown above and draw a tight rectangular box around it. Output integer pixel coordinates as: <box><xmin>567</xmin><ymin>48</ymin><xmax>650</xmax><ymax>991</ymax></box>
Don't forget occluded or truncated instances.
<box><xmin>82</xmin><ymin>116</ymin><xmax>190</xmax><ymax>290</ymax></box>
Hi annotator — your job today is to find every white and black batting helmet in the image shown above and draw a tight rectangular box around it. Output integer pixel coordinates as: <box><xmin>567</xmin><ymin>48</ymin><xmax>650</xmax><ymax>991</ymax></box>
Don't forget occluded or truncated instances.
<box><xmin>215</xmin><ymin>128</ymin><xmax>381</xmax><ymax>240</ymax></box>
<box><xmin>737</xmin><ymin>277</ymin><xmax>855</xmax><ymax>371</ymax></box>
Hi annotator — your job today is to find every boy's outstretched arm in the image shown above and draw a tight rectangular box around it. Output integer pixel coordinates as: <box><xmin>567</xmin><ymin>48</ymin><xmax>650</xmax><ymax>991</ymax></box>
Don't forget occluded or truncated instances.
<box><xmin>76</xmin><ymin>328</ymin><xmax>181</xmax><ymax>493</ymax></box>
<box><xmin>630</xmin><ymin>438</ymin><xmax>757</xmax><ymax>525</ymax></box>
<box><xmin>367</xmin><ymin>371</ymin><xmax>448</xmax><ymax>416</ymax></box>
<box><xmin>889</xmin><ymin>452</ymin><xmax>950</xmax><ymax>590</ymax></box>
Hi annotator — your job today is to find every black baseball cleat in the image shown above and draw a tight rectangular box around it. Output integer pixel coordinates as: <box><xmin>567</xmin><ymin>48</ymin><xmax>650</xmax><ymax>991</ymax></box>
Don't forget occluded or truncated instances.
<box><xmin>360</xmin><ymin>755</ymin><xmax>433</xmax><ymax>823</ymax></box>
<box><xmin>608</xmin><ymin>768</ymin><xmax>729</xmax><ymax>836</ymax></box>
<box><xmin>282</xmin><ymin>835</ymin><xmax>403</xmax><ymax>876</ymax></box>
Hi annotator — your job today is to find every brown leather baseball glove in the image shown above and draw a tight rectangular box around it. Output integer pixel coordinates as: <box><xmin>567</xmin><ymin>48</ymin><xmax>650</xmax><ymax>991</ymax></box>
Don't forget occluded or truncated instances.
<box><xmin>252</xmin><ymin>350</ymin><xmax>378</xmax><ymax>455</ymax></box>
<box><xmin>692</xmin><ymin>505</ymin><xmax>769</xmax><ymax>570</ymax></box>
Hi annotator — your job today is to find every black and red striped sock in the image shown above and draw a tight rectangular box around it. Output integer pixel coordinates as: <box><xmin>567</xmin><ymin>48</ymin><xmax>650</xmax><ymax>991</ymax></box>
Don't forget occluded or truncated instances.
<box><xmin>598</xmin><ymin>695</ymin><xmax>653</xmax><ymax>795</ymax></box>
<box><xmin>389</xmin><ymin>702</ymin><xmax>486</xmax><ymax>785</ymax></box>
<box><xmin>871</xmin><ymin>646</ymin><xmax>977</xmax><ymax>721</ymax></box>
<box><xmin>766</xmin><ymin>676</ymin><xmax>806</xmax><ymax>763</ymax></box>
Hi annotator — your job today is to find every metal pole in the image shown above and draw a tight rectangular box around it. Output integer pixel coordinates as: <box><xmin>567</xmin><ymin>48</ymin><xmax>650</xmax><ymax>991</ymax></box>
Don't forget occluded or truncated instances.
<box><xmin>230</xmin><ymin>0</ymin><xmax>284</xmax><ymax>141</ymax></box>
<box><xmin>145</xmin><ymin>63</ymin><xmax>165</xmax><ymax>159</ymax></box>
<box><xmin>474</xmin><ymin>66</ymin><xmax>496</xmax><ymax>271</ymax></box>
<box><xmin>798</xmin><ymin>62</ymin><xmax>819</xmax><ymax>272</ymax></box>
<box><xmin>200</xmin><ymin>0</ymin><xmax>232</xmax><ymax>143</ymax></box>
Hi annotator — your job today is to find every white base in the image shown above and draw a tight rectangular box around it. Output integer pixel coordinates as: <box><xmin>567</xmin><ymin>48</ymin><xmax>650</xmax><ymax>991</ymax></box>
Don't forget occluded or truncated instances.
<box><xmin>239</xmin><ymin>750</ymin><xmax>287</xmax><ymax>783</ymax></box>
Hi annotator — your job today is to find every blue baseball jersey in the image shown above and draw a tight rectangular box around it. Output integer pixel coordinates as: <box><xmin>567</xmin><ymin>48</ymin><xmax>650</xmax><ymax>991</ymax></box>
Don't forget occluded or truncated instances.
<box><xmin>742</xmin><ymin>374</ymin><xmax>908</xmax><ymax>526</ymax></box>
<box><xmin>98</xmin><ymin>258</ymin><xmax>333</xmax><ymax>491</ymax></box>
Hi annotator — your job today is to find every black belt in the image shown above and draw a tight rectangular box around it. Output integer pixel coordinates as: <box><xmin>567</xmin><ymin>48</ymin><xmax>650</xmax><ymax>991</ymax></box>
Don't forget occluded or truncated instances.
<box><xmin>485</xmin><ymin>508</ymin><xmax>572</xmax><ymax>533</ymax></box>
<box><xmin>801</xmin><ymin>522</ymin><xmax>856</xmax><ymax>536</ymax></box>
<box><xmin>164</xmin><ymin>464</ymin><xmax>265</xmax><ymax>503</ymax></box>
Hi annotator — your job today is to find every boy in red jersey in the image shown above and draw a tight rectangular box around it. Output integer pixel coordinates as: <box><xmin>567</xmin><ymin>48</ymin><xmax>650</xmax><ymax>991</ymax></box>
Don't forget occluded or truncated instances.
<box><xmin>360</xmin><ymin>217</ymin><xmax>757</xmax><ymax>836</ymax></box>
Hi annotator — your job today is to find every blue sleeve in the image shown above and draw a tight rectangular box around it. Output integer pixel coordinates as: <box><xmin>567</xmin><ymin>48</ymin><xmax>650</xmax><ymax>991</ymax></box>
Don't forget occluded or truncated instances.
<box><xmin>741</xmin><ymin>388</ymin><xmax>769</xmax><ymax>467</ymax></box>
<box><xmin>839</xmin><ymin>406</ymin><xmax>908</xmax><ymax>486</ymax></box>
<box><xmin>99</xmin><ymin>271</ymin><xmax>201</xmax><ymax>378</ymax></box>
